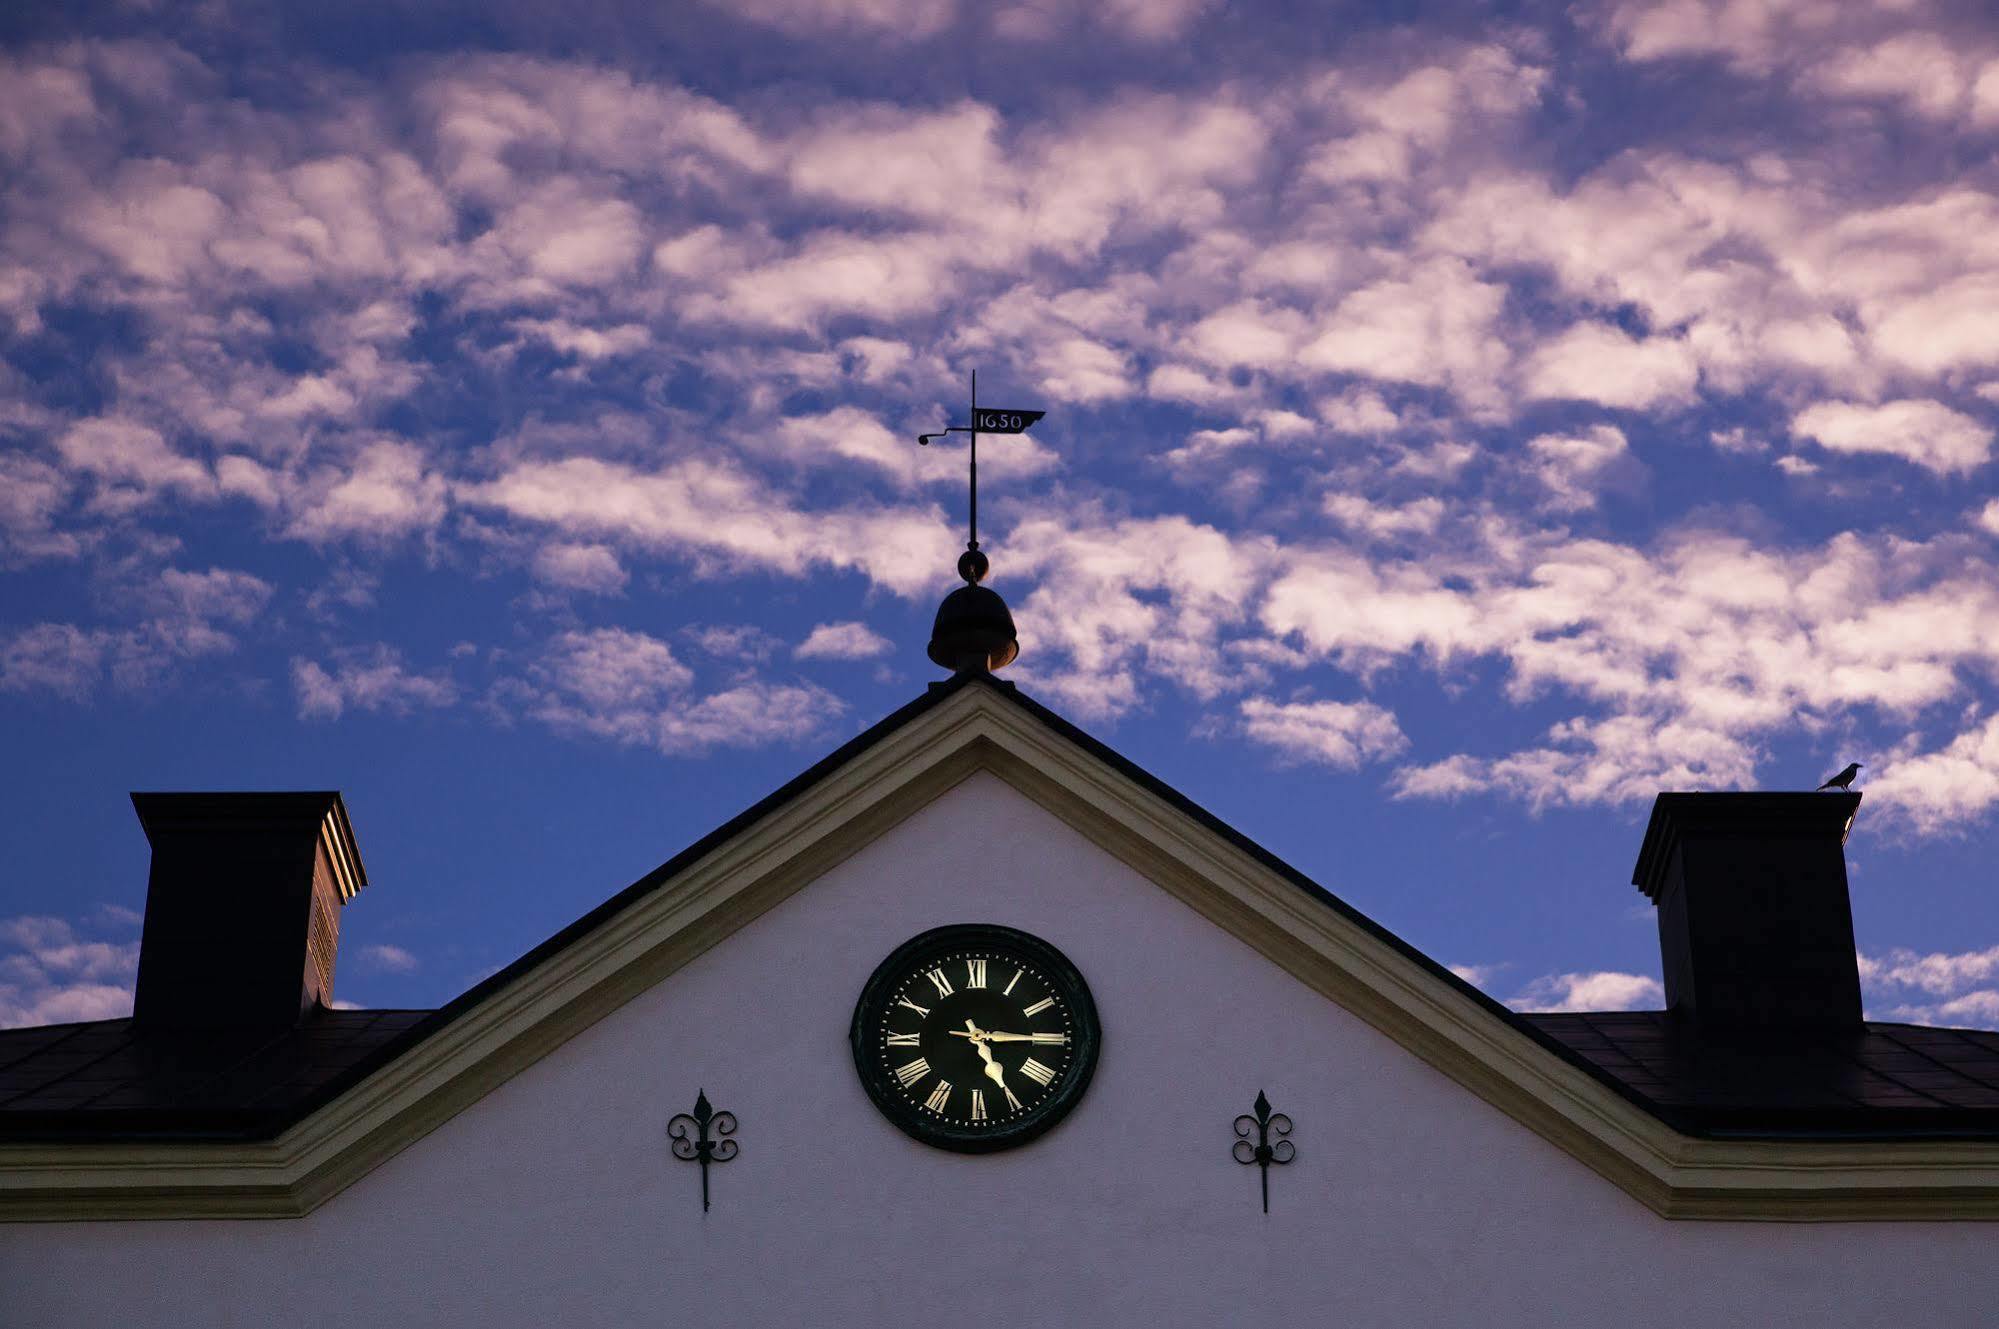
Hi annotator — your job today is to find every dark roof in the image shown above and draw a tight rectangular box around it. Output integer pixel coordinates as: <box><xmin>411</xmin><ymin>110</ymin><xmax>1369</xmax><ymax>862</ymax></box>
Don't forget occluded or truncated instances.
<box><xmin>7</xmin><ymin>670</ymin><xmax>1999</xmax><ymax>1144</ymax></box>
<box><xmin>1523</xmin><ymin>1012</ymin><xmax>1999</xmax><ymax>1138</ymax></box>
<box><xmin>0</xmin><ymin>1009</ymin><xmax>428</xmax><ymax>1141</ymax></box>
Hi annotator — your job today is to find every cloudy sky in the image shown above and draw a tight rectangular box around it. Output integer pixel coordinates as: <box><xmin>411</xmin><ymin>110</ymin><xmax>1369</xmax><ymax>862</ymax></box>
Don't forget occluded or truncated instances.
<box><xmin>5</xmin><ymin>0</ymin><xmax>1999</xmax><ymax>1030</ymax></box>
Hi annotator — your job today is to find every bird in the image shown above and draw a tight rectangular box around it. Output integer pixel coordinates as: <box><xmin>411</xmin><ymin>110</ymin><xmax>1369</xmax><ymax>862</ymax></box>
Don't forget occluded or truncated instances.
<box><xmin>1817</xmin><ymin>762</ymin><xmax>1862</xmax><ymax>791</ymax></box>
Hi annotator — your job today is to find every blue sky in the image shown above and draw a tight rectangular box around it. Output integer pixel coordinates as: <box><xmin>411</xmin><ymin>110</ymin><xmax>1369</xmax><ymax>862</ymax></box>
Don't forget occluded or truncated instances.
<box><xmin>5</xmin><ymin>0</ymin><xmax>1999</xmax><ymax>1029</ymax></box>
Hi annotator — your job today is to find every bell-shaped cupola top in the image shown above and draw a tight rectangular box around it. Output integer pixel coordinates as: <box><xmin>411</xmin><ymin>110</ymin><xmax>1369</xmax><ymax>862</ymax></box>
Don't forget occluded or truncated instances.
<box><xmin>927</xmin><ymin>547</ymin><xmax>1018</xmax><ymax>674</ymax></box>
<box><xmin>914</xmin><ymin>369</ymin><xmax>1041</xmax><ymax>674</ymax></box>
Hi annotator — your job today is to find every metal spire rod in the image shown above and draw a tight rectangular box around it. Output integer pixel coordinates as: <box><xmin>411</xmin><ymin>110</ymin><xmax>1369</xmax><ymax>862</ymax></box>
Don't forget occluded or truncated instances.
<box><xmin>968</xmin><ymin>369</ymin><xmax>978</xmax><ymax>550</ymax></box>
<box><xmin>916</xmin><ymin>373</ymin><xmax>1045</xmax><ymax>575</ymax></box>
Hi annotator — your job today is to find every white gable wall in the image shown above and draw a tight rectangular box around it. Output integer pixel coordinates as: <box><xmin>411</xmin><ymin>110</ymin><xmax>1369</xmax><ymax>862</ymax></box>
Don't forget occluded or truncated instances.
<box><xmin>3</xmin><ymin>773</ymin><xmax>1992</xmax><ymax>1326</ymax></box>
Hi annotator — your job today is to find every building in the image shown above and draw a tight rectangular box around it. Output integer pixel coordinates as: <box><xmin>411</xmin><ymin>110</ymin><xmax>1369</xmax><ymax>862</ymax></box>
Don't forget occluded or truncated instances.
<box><xmin>3</xmin><ymin>567</ymin><xmax>1998</xmax><ymax>1326</ymax></box>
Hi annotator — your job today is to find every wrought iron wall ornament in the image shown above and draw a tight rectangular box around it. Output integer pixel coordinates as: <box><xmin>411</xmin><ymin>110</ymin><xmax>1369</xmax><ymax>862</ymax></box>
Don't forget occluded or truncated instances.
<box><xmin>1232</xmin><ymin>1089</ymin><xmax>1294</xmax><ymax>1213</ymax></box>
<box><xmin>667</xmin><ymin>1088</ymin><xmax>738</xmax><ymax>1213</ymax></box>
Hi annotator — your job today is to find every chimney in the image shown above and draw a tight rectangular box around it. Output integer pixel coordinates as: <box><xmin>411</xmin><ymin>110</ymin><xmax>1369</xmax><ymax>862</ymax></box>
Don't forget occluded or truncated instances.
<box><xmin>131</xmin><ymin>792</ymin><xmax>367</xmax><ymax>1031</ymax></box>
<box><xmin>1631</xmin><ymin>792</ymin><xmax>1863</xmax><ymax>1038</ymax></box>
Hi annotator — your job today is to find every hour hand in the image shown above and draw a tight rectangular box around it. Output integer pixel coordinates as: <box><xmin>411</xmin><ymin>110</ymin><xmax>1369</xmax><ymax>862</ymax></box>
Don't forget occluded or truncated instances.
<box><xmin>959</xmin><ymin>1020</ymin><xmax>1009</xmax><ymax>1087</ymax></box>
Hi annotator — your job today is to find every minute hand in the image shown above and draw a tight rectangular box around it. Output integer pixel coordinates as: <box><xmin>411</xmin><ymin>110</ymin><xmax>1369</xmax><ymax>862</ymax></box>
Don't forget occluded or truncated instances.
<box><xmin>981</xmin><ymin>1031</ymin><xmax>1062</xmax><ymax>1043</ymax></box>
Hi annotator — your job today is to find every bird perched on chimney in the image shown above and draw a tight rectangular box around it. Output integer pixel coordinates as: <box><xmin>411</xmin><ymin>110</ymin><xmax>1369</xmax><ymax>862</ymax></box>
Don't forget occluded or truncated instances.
<box><xmin>1817</xmin><ymin>762</ymin><xmax>1862</xmax><ymax>791</ymax></box>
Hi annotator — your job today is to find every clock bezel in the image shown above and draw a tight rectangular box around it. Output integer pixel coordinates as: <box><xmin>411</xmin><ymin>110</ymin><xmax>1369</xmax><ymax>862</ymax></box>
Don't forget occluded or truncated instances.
<box><xmin>849</xmin><ymin>923</ymin><xmax>1101</xmax><ymax>1154</ymax></box>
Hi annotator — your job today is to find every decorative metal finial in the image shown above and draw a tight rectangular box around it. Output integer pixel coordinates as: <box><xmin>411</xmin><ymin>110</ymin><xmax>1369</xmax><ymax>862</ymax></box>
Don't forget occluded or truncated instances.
<box><xmin>1231</xmin><ymin>1089</ymin><xmax>1294</xmax><ymax>1213</ymax></box>
<box><xmin>918</xmin><ymin>372</ymin><xmax>1043</xmax><ymax>674</ymax></box>
<box><xmin>667</xmin><ymin>1088</ymin><xmax>738</xmax><ymax>1213</ymax></box>
<box><xmin>917</xmin><ymin>370</ymin><xmax>1046</xmax><ymax>581</ymax></box>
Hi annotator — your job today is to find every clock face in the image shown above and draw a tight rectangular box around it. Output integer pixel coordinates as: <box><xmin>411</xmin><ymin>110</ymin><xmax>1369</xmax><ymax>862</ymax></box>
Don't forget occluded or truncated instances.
<box><xmin>850</xmin><ymin>924</ymin><xmax>1100</xmax><ymax>1153</ymax></box>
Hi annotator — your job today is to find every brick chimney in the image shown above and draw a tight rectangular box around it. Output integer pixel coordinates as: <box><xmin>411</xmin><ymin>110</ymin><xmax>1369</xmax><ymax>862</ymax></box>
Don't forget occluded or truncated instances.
<box><xmin>131</xmin><ymin>792</ymin><xmax>368</xmax><ymax>1030</ymax></box>
<box><xmin>1631</xmin><ymin>792</ymin><xmax>1863</xmax><ymax>1038</ymax></box>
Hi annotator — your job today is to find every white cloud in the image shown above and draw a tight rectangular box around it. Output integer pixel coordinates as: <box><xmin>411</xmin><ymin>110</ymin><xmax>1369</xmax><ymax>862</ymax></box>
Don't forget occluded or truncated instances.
<box><xmin>535</xmin><ymin>628</ymin><xmax>693</xmax><ymax>722</ymax></box>
<box><xmin>1790</xmin><ymin>399</ymin><xmax>1994</xmax><ymax>475</ymax></box>
<box><xmin>1507</xmin><ymin>970</ymin><xmax>1664</xmax><ymax>1013</ymax></box>
<box><xmin>1388</xmin><ymin>754</ymin><xmax>1485</xmax><ymax>800</ymax></box>
<box><xmin>287</xmin><ymin>440</ymin><xmax>449</xmax><ymax>543</ymax></box>
<box><xmin>524</xmin><ymin>627</ymin><xmax>843</xmax><ymax>755</ymax></box>
<box><xmin>1317</xmin><ymin>388</ymin><xmax>1402</xmax><ymax>436</ymax></box>
<box><xmin>0</xmin><ymin>565</ymin><xmax>272</xmax><ymax>698</ymax></box>
<box><xmin>531</xmin><ymin>542</ymin><xmax>628</xmax><ymax>594</ymax></box>
<box><xmin>705</xmin><ymin>0</ymin><xmax>956</xmax><ymax>40</ymax></box>
<box><xmin>1297</xmin><ymin>258</ymin><xmax>1510</xmax><ymax>410</ymax></box>
<box><xmin>0</xmin><ymin>624</ymin><xmax>108</xmax><ymax>699</ymax></box>
<box><xmin>1861</xmin><ymin>941</ymin><xmax>1999</xmax><ymax>1026</ymax></box>
<box><xmin>1396</xmin><ymin>714</ymin><xmax>1759</xmax><ymax>811</ymax></box>
<box><xmin>0</xmin><ymin>914</ymin><xmax>138</xmax><ymax>1028</ymax></box>
<box><xmin>796</xmin><ymin>621</ymin><xmax>893</xmax><ymax>660</ymax></box>
<box><xmin>292</xmin><ymin>648</ymin><xmax>457</xmax><ymax>721</ymax></box>
<box><xmin>460</xmin><ymin>456</ymin><xmax>956</xmax><ymax>599</ymax></box>
<box><xmin>1527</xmin><ymin>425</ymin><xmax>1631</xmax><ymax>512</ymax></box>
<box><xmin>1008</xmin><ymin>509</ymin><xmax>1274</xmax><ymax>718</ymax></box>
<box><xmin>55</xmin><ymin>417</ymin><xmax>214</xmax><ymax>512</ymax></box>
<box><xmin>685</xmin><ymin>624</ymin><xmax>782</xmax><ymax>662</ymax></box>
<box><xmin>1239</xmin><ymin>697</ymin><xmax>1407</xmax><ymax>769</ymax></box>
<box><xmin>1100</xmin><ymin>0</ymin><xmax>1215</xmax><ymax>41</ymax></box>
<box><xmin>652</xmin><ymin>682</ymin><xmax>844</xmax><ymax>755</ymax></box>
<box><xmin>1805</xmin><ymin>33</ymin><xmax>1971</xmax><ymax>120</ymax></box>
<box><xmin>1322</xmin><ymin>495</ymin><xmax>1445</xmax><ymax>542</ymax></box>
<box><xmin>1867</xmin><ymin>714</ymin><xmax>1999</xmax><ymax>834</ymax></box>
<box><xmin>147</xmin><ymin>567</ymin><xmax>272</xmax><ymax>624</ymax></box>
<box><xmin>1524</xmin><ymin>324</ymin><xmax>1699</xmax><ymax>410</ymax></box>
<box><xmin>0</xmin><ymin>453</ymin><xmax>78</xmax><ymax>561</ymax></box>
<box><xmin>1861</xmin><ymin>944</ymin><xmax>1999</xmax><ymax>997</ymax></box>
<box><xmin>357</xmin><ymin>943</ymin><xmax>420</xmax><ymax>975</ymax></box>
<box><xmin>509</xmin><ymin>318</ymin><xmax>650</xmax><ymax>361</ymax></box>
<box><xmin>1598</xmin><ymin>0</ymin><xmax>1890</xmax><ymax>74</ymax></box>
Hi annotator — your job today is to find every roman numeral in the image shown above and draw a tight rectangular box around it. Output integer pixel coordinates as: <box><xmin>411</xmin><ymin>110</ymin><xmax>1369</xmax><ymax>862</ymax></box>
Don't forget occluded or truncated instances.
<box><xmin>895</xmin><ymin>1058</ymin><xmax>930</xmax><ymax>1087</ymax></box>
<box><xmin>1003</xmin><ymin>968</ymin><xmax>1022</xmax><ymax>996</ymax></box>
<box><xmin>1022</xmin><ymin>997</ymin><xmax>1054</xmax><ymax>1017</ymax></box>
<box><xmin>1002</xmin><ymin>1084</ymin><xmax>1023</xmax><ymax>1112</ymax></box>
<box><xmin>926</xmin><ymin>968</ymin><xmax>954</xmax><ymax>998</ymax></box>
<box><xmin>1029</xmin><ymin>1032</ymin><xmax>1068</xmax><ymax>1045</ymax></box>
<box><xmin>896</xmin><ymin>998</ymin><xmax>930</xmax><ymax>1018</ymax></box>
<box><xmin>924</xmin><ymin>1080</ymin><xmax>952</xmax><ymax>1113</ymax></box>
<box><xmin>886</xmin><ymin>1032</ymin><xmax>921</xmax><ymax>1046</ymax></box>
<box><xmin>966</xmin><ymin>958</ymin><xmax>987</xmax><ymax>988</ymax></box>
<box><xmin>970</xmin><ymin>1089</ymin><xmax>987</xmax><ymax>1121</ymax></box>
<box><xmin>1019</xmin><ymin>1058</ymin><xmax>1055</xmax><ymax>1086</ymax></box>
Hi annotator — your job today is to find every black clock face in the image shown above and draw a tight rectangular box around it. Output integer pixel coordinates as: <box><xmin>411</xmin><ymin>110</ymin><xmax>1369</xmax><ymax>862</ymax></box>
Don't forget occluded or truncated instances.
<box><xmin>850</xmin><ymin>924</ymin><xmax>1100</xmax><ymax>1153</ymax></box>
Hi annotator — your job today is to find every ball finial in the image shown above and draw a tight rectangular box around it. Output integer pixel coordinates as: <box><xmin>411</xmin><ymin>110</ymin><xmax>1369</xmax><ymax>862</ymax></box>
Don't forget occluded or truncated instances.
<box><xmin>957</xmin><ymin>547</ymin><xmax>990</xmax><ymax>585</ymax></box>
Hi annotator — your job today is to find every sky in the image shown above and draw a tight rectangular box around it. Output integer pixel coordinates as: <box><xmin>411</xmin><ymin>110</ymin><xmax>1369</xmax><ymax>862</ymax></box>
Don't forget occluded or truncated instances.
<box><xmin>4</xmin><ymin>0</ymin><xmax>1999</xmax><ymax>1032</ymax></box>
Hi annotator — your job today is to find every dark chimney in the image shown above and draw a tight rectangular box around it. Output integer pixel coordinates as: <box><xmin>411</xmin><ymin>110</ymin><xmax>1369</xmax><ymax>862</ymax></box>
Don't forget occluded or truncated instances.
<box><xmin>131</xmin><ymin>792</ymin><xmax>367</xmax><ymax>1030</ymax></box>
<box><xmin>1632</xmin><ymin>792</ymin><xmax>1863</xmax><ymax>1038</ymax></box>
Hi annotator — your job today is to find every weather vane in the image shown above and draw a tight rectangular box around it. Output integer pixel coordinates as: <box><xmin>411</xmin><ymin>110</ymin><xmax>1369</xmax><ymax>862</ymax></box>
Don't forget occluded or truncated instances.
<box><xmin>919</xmin><ymin>370</ymin><xmax>1045</xmax><ymax>583</ymax></box>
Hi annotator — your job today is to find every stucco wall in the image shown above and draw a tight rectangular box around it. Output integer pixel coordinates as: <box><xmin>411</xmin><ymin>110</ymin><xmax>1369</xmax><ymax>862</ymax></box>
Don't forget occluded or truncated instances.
<box><xmin>4</xmin><ymin>772</ymin><xmax>1994</xmax><ymax>1326</ymax></box>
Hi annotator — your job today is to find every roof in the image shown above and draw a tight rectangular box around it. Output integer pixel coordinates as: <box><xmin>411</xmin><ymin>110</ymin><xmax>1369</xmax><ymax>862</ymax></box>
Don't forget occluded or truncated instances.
<box><xmin>0</xmin><ymin>1010</ymin><xmax>427</xmax><ymax>1141</ymax></box>
<box><xmin>8</xmin><ymin>670</ymin><xmax>1999</xmax><ymax>1221</ymax></box>
<box><xmin>1524</xmin><ymin>1013</ymin><xmax>1999</xmax><ymax>1138</ymax></box>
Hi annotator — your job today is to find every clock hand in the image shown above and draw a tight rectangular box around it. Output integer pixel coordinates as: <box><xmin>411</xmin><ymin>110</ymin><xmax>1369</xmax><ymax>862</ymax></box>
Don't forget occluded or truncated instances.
<box><xmin>960</xmin><ymin>1021</ymin><xmax>1010</xmax><ymax>1092</ymax></box>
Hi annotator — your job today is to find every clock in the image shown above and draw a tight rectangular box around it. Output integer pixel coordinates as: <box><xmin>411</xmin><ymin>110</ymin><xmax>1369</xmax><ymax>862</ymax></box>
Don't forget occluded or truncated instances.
<box><xmin>850</xmin><ymin>924</ymin><xmax>1100</xmax><ymax>1153</ymax></box>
